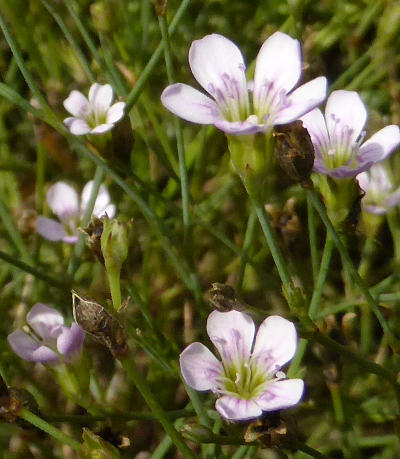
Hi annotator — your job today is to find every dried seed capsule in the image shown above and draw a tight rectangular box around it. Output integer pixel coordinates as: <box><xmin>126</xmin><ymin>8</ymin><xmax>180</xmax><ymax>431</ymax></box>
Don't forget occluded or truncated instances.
<box><xmin>206</xmin><ymin>283</ymin><xmax>244</xmax><ymax>312</ymax></box>
<box><xmin>274</xmin><ymin>120</ymin><xmax>315</xmax><ymax>188</ymax></box>
<box><xmin>72</xmin><ymin>291</ymin><xmax>129</xmax><ymax>360</ymax></box>
<box><xmin>80</xmin><ymin>216</ymin><xmax>104</xmax><ymax>264</ymax></box>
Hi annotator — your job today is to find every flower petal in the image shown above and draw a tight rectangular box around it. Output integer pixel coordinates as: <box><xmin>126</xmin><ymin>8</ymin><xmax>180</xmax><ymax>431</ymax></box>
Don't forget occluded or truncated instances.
<box><xmin>161</xmin><ymin>83</ymin><xmax>219</xmax><ymax>124</ymax></box>
<box><xmin>8</xmin><ymin>330</ymin><xmax>60</xmax><ymax>363</ymax></box>
<box><xmin>88</xmin><ymin>83</ymin><xmax>113</xmax><ymax>113</ymax></box>
<box><xmin>180</xmin><ymin>342</ymin><xmax>222</xmax><ymax>391</ymax></box>
<box><xmin>90</xmin><ymin>123</ymin><xmax>114</xmax><ymax>134</ymax></box>
<box><xmin>57</xmin><ymin>324</ymin><xmax>85</xmax><ymax>359</ymax></box>
<box><xmin>359</xmin><ymin>125</ymin><xmax>400</xmax><ymax>164</ymax></box>
<box><xmin>103</xmin><ymin>204</ymin><xmax>116</xmax><ymax>218</ymax></box>
<box><xmin>255</xmin><ymin>379</ymin><xmax>304</xmax><ymax>411</ymax></box>
<box><xmin>189</xmin><ymin>34</ymin><xmax>247</xmax><ymax>98</ymax></box>
<box><xmin>207</xmin><ymin>310</ymin><xmax>255</xmax><ymax>363</ymax></box>
<box><xmin>215</xmin><ymin>396</ymin><xmax>262</xmax><ymax>421</ymax></box>
<box><xmin>27</xmin><ymin>303</ymin><xmax>64</xmax><ymax>340</ymax></box>
<box><xmin>252</xmin><ymin>316</ymin><xmax>297</xmax><ymax>370</ymax></box>
<box><xmin>254</xmin><ymin>32</ymin><xmax>302</xmax><ymax>98</ymax></box>
<box><xmin>301</xmin><ymin>107</ymin><xmax>329</xmax><ymax>155</ymax></box>
<box><xmin>386</xmin><ymin>188</ymin><xmax>400</xmax><ymax>208</ymax></box>
<box><xmin>47</xmin><ymin>182</ymin><xmax>79</xmax><ymax>222</ymax></box>
<box><xmin>81</xmin><ymin>181</ymin><xmax>112</xmax><ymax>217</ymax></box>
<box><xmin>62</xmin><ymin>235</ymin><xmax>79</xmax><ymax>244</ymax></box>
<box><xmin>64</xmin><ymin>118</ymin><xmax>91</xmax><ymax>135</ymax></box>
<box><xmin>63</xmin><ymin>90</ymin><xmax>89</xmax><ymax>117</ymax></box>
<box><xmin>106</xmin><ymin>102</ymin><xmax>125</xmax><ymax>124</ymax></box>
<box><xmin>36</xmin><ymin>217</ymin><xmax>68</xmax><ymax>242</ymax></box>
<box><xmin>213</xmin><ymin>118</ymin><xmax>267</xmax><ymax>135</ymax></box>
<box><xmin>325</xmin><ymin>90</ymin><xmax>367</xmax><ymax>144</ymax></box>
<box><xmin>274</xmin><ymin>77</ymin><xmax>327</xmax><ymax>125</ymax></box>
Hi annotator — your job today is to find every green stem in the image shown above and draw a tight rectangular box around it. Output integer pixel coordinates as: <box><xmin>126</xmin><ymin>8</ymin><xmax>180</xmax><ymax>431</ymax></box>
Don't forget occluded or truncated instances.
<box><xmin>67</xmin><ymin>166</ymin><xmax>105</xmax><ymax>278</ymax></box>
<box><xmin>307</xmin><ymin>194</ymin><xmax>319</xmax><ymax>284</ymax></box>
<box><xmin>107</xmin><ymin>268</ymin><xmax>122</xmax><ymax>312</ymax></box>
<box><xmin>159</xmin><ymin>15</ymin><xmax>191</xmax><ymax>241</ymax></box>
<box><xmin>308</xmin><ymin>235</ymin><xmax>335</xmax><ymax>320</ymax></box>
<box><xmin>183</xmin><ymin>382</ymin><xmax>212</xmax><ymax>429</ymax></box>
<box><xmin>125</xmin><ymin>0</ymin><xmax>192</xmax><ymax>111</ymax></box>
<box><xmin>287</xmin><ymin>337</ymin><xmax>307</xmax><ymax>378</ymax></box>
<box><xmin>252</xmin><ymin>201</ymin><xmax>296</xmax><ymax>303</ymax></box>
<box><xmin>292</xmin><ymin>441</ymin><xmax>332</xmax><ymax>459</ymax></box>
<box><xmin>121</xmin><ymin>359</ymin><xmax>195</xmax><ymax>459</ymax></box>
<box><xmin>0</xmin><ymin>249</ymin><xmax>69</xmax><ymax>289</ymax></box>
<box><xmin>307</xmin><ymin>189</ymin><xmax>394</xmax><ymax>341</ymax></box>
<box><xmin>18</xmin><ymin>408</ymin><xmax>82</xmax><ymax>452</ymax></box>
<box><xmin>237</xmin><ymin>208</ymin><xmax>257</xmax><ymax>292</ymax></box>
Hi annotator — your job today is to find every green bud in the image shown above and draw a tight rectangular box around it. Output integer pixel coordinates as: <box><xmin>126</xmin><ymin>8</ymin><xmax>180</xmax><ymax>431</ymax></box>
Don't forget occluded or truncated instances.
<box><xmin>316</xmin><ymin>175</ymin><xmax>363</xmax><ymax>232</ymax></box>
<box><xmin>79</xmin><ymin>428</ymin><xmax>120</xmax><ymax>459</ymax></box>
<box><xmin>101</xmin><ymin>218</ymin><xmax>131</xmax><ymax>273</ymax></box>
<box><xmin>227</xmin><ymin>132</ymin><xmax>274</xmax><ymax>203</ymax></box>
<box><xmin>180</xmin><ymin>424</ymin><xmax>214</xmax><ymax>443</ymax></box>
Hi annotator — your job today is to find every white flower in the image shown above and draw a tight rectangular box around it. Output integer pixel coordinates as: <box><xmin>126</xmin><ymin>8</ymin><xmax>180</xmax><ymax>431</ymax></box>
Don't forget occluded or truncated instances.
<box><xmin>301</xmin><ymin>90</ymin><xmax>400</xmax><ymax>178</ymax></box>
<box><xmin>161</xmin><ymin>32</ymin><xmax>327</xmax><ymax>135</ymax></box>
<box><xmin>180</xmin><ymin>310</ymin><xmax>304</xmax><ymax>421</ymax></box>
<box><xmin>8</xmin><ymin>303</ymin><xmax>85</xmax><ymax>364</ymax></box>
<box><xmin>63</xmin><ymin>83</ymin><xmax>125</xmax><ymax>135</ymax></box>
<box><xmin>357</xmin><ymin>163</ymin><xmax>400</xmax><ymax>215</ymax></box>
<box><xmin>36</xmin><ymin>181</ymin><xmax>115</xmax><ymax>243</ymax></box>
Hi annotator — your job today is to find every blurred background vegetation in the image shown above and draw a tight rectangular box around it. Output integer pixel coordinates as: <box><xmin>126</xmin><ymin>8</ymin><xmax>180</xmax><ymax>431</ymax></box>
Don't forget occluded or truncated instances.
<box><xmin>0</xmin><ymin>0</ymin><xmax>400</xmax><ymax>457</ymax></box>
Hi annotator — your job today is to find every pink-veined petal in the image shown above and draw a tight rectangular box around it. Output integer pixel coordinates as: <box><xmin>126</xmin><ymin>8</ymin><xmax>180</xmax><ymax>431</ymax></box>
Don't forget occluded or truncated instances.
<box><xmin>325</xmin><ymin>90</ymin><xmax>367</xmax><ymax>144</ymax></box>
<box><xmin>47</xmin><ymin>182</ymin><xmax>79</xmax><ymax>222</ymax></box>
<box><xmin>254</xmin><ymin>32</ymin><xmax>302</xmax><ymax>98</ymax></box>
<box><xmin>81</xmin><ymin>181</ymin><xmax>112</xmax><ymax>217</ymax></box>
<box><xmin>90</xmin><ymin>123</ymin><xmax>114</xmax><ymax>134</ymax></box>
<box><xmin>161</xmin><ymin>83</ymin><xmax>219</xmax><ymax>124</ymax></box>
<box><xmin>253</xmin><ymin>316</ymin><xmax>297</xmax><ymax>370</ymax></box>
<box><xmin>64</xmin><ymin>118</ymin><xmax>91</xmax><ymax>135</ymax></box>
<box><xmin>27</xmin><ymin>303</ymin><xmax>64</xmax><ymax>341</ymax></box>
<box><xmin>214</xmin><ymin>118</ymin><xmax>267</xmax><ymax>135</ymax></box>
<box><xmin>36</xmin><ymin>217</ymin><xmax>68</xmax><ymax>242</ymax></box>
<box><xmin>274</xmin><ymin>77</ymin><xmax>327</xmax><ymax>125</ymax></box>
<box><xmin>180</xmin><ymin>342</ymin><xmax>222</xmax><ymax>391</ymax></box>
<box><xmin>63</xmin><ymin>90</ymin><xmax>89</xmax><ymax>117</ymax></box>
<box><xmin>57</xmin><ymin>324</ymin><xmax>85</xmax><ymax>359</ymax></box>
<box><xmin>301</xmin><ymin>107</ymin><xmax>329</xmax><ymax>154</ymax></box>
<box><xmin>207</xmin><ymin>310</ymin><xmax>255</xmax><ymax>363</ymax></box>
<box><xmin>359</xmin><ymin>125</ymin><xmax>400</xmax><ymax>164</ymax></box>
<box><xmin>255</xmin><ymin>379</ymin><xmax>304</xmax><ymax>411</ymax></box>
<box><xmin>8</xmin><ymin>329</ymin><xmax>60</xmax><ymax>363</ymax></box>
<box><xmin>189</xmin><ymin>34</ymin><xmax>247</xmax><ymax>98</ymax></box>
<box><xmin>216</xmin><ymin>396</ymin><xmax>262</xmax><ymax>421</ymax></box>
<box><xmin>106</xmin><ymin>102</ymin><xmax>125</xmax><ymax>123</ymax></box>
<box><xmin>88</xmin><ymin>83</ymin><xmax>113</xmax><ymax>113</ymax></box>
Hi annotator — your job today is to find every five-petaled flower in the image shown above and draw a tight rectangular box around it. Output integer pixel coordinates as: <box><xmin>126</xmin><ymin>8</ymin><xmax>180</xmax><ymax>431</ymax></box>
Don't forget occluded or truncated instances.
<box><xmin>357</xmin><ymin>163</ymin><xmax>400</xmax><ymax>215</ymax></box>
<box><xmin>8</xmin><ymin>303</ymin><xmax>85</xmax><ymax>364</ymax></box>
<box><xmin>180</xmin><ymin>310</ymin><xmax>304</xmax><ymax>421</ymax></box>
<box><xmin>63</xmin><ymin>83</ymin><xmax>125</xmax><ymax>135</ymax></box>
<box><xmin>161</xmin><ymin>32</ymin><xmax>327</xmax><ymax>135</ymax></box>
<box><xmin>301</xmin><ymin>90</ymin><xmax>400</xmax><ymax>179</ymax></box>
<box><xmin>36</xmin><ymin>181</ymin><xmax>115</xmax><ymax>244</ymax></box>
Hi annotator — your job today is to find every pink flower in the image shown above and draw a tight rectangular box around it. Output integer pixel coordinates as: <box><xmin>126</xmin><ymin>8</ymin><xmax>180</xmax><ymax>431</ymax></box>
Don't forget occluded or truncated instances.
<box><xmin>180</xmin><ymin>310</ymin><xmax>304</xmax><ymax>421</ymax></box>
<box><xmin>161</xmin><ymin>32</ymin><xmax>327</xmax><ymax>135</ymax></box>
<box><xmin>301</xmin><ymin>90</ymin><xmax>400</xmax><ymax>178</ymax></box>
<box><xmin>63</xmin><ymin>83</ymin><xmax>125</xmax><ymax>135</ymax></box>
<box><xmin>36</xmin><ymin>181</ymin><xmax>115</xmax><ymax>244</ymax></box>
<box><xmin>8</xmin><ymin>304</ymin><xmax>85</xmax><ymax>364</ymax></box>
<box><xmin>357</xmin><ymin>163</ymin><xmax>400</xmax><ymax>215</ymax></box>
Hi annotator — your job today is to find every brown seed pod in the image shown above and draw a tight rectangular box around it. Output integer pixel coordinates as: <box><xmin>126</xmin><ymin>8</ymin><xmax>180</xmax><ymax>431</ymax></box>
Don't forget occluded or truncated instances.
<box><xmin>72</xmin><ymin>291</ymin><xmax>129</xmax><ymax>360</ymax></box>
<box><xmin>273</xmin><ymin>120</ymin><xmax>315</xmax><ymax>188</ymax></box>
<box><xmin>80</xmin><ymin>216</ymin><xmax>105</xmax><ymax>264</ymax></box>
<box><xmin>206</xmin><ymin>283</ymin><xmax>245</xmax><ymax>312</ymax></box>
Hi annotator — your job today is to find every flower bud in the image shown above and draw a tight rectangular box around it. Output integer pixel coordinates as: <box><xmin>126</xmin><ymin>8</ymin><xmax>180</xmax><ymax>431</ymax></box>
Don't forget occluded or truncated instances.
<box><xmin>180</xmin><ymin>424</ymin><xmax>214</xmax><ymax>443</ymax></box>
<box><xmin>101</xmin><ymin>218</ymin><xmax>131</xmax><ymax>274</ymax></box>
<box><xmin>273</xmin><ymin>120</ymin><xmax>315</xmax><ymax>188</ymax></box>
<box><xmin>80</xmin><ymin>428</ymin><xmax>120</xmax><ymax>459</ymax></box>
<box><xmin>72</xmin><ymin>291</ymin><xmax>129</xmax><ymax>359</ymax></box>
